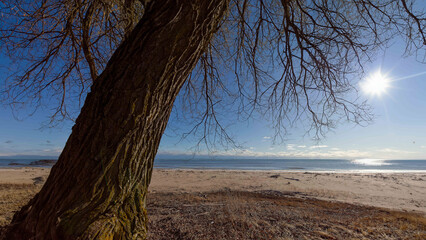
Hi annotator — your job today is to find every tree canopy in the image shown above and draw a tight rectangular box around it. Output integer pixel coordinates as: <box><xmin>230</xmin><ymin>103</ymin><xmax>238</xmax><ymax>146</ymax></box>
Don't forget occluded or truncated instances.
<box><xmin>1</xmin><ymin>0</ymin><xmax>425</xmax><ymax>143</ymax></box>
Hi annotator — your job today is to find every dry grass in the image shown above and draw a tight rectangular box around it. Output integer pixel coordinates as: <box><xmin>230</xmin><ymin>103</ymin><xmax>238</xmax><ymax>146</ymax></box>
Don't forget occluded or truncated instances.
<box><xmin>0</xmin><ymin>183</ymin><xmax>42</xmax><ymax>226</ymax></box>
<box><xmin>0</xmin><ymin>184</ymin><xmax>425</xmax><ymax>239</ymax></box>
<box><xmin>147</xmin><ymin>190</ymin><xmax>426</xmax><ymax>240</ymax></box>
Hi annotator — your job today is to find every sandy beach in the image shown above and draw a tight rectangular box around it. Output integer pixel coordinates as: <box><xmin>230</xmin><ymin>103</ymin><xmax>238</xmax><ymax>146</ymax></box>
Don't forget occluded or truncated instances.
<box><xmin>0</xmin><ymin>168</ymin><xmax>425</xmax><ymax>239</ymax></box>
<box><xmin>151</xmin><ymin>169</ymin><xmax>426</xmax><ymax>214</ymax></box>
<box><xmin>0</xmin><ymin>168</ymin><xmax>425</xmax><ymax>213</ymax></box>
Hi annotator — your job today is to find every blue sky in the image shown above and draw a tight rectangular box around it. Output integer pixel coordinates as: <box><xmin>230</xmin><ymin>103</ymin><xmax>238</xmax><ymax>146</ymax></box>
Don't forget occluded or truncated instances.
<box><xmin>1</xmin><ymin>30</ymin><xmax>426</xmax><ymax>160</ymax></box>
<box><xmin>157</xmin><ymin>43</ymin><xmax>426</xmax><ymax>160</ymax></box>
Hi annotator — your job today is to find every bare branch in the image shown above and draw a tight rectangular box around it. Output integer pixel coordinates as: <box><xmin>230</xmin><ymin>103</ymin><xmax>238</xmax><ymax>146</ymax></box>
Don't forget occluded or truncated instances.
<box><xmin>1</xmin><ymin>0</ymin><xmax>425</xmax><ymax>148</ymax></box>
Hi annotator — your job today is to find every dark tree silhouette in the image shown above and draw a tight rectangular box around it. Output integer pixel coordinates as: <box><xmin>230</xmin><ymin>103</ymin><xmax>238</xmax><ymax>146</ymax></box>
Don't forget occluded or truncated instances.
<box><xmin>1</xmin><ymin>0</ymin><xmax>425</xmax><ymax>239</ymax></box>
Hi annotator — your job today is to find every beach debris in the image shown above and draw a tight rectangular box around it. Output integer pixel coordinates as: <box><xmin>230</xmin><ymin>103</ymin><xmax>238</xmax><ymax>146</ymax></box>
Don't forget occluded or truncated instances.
<box><xmin>270</xmin><ymin>174</ymin><xmax>280</xmax><ymax>178</ymax></box>
<box><xmin>32</xmin><ymin>176</ymin><xmax>45</xmax><ymax>185</ymax></box>
<box><xmin>283</xmin><ymin>177</ymin><xmax>300</xmax><ymax>181</ymax></box>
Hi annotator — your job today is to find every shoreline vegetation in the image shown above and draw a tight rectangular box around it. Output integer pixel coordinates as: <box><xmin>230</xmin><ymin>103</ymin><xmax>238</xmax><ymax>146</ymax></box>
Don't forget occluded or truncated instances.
<box><xmin>0</xmin><ymin>168</ymin><xmax>425</xmax><ymax>239</ymax></box>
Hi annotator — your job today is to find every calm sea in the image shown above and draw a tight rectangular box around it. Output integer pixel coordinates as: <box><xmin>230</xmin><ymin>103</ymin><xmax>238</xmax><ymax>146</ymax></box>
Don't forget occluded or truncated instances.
<box><xmin>154</xmin><ymin>158</ymin><xmax>426</xmax><ymax>172</ymax></box>
<box><xmin>1</xmin><ymin>158</ymin><xmax>426</xmax><ymax>172</ymax></box>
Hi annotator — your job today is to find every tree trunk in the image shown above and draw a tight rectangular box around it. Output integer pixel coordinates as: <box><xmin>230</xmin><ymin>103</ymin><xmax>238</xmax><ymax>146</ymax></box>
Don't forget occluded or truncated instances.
<box><xmin>4</xmin><ymin>1</ymin><xmax>228</xmax><ymax>239</ymax></box>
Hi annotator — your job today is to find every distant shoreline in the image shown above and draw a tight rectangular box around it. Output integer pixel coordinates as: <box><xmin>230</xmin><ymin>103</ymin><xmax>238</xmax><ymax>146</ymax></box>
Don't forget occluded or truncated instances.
<box><xmin>6</xmin><ymin>159</ymin><xmax>56</xmax><ymax>167</ymax></box>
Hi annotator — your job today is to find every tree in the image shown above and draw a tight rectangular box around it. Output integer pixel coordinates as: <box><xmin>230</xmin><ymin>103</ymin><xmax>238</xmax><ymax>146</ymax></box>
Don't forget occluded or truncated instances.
<box><xmin>1</xmin><ymin>0</ymin><xmax>424</xmax><ymax>239</ymax></box>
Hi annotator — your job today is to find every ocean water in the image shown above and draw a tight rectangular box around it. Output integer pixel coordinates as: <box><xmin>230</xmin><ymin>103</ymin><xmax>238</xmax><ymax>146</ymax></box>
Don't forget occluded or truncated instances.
<box><xmin>154</xmin><ymin>158</ymin><xmax>426</xmax><ymax>172</ymax></box>
<box><xmin>1</xmin><ymin>158</ymin><xmax>426</xmax><ymax>172</ymax></box>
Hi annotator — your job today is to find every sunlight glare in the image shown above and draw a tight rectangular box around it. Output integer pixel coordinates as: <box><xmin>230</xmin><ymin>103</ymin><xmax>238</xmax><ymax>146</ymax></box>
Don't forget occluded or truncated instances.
<box><xmin>361</xmin><ymin>71</ymin><xmax>390</xmax><ymax>97</ymax></box>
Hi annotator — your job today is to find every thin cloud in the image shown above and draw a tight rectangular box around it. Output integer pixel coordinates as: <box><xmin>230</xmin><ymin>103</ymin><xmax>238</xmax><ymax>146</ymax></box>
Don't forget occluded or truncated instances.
<box><xmin>378</xmin><ymin>148</ymin><xmax>413</xmax><ymax>154</ymax></box>
<box><xmin>287</xmin><ymin>144</ymin><xmax>296</xmax><ymax>150</ymax></box>
<box><xmin>263</xmin><ymin>136</ymin><xmax>271</xmax><ymax>139</ymax></box>
<box><xmin>42</xmin><ymin>148</ymin><xmax>62</xmax><ymax>153</ymax></box>
<box><xmin>310</xmin><ymin>145</ymin><xmax>328</xmax><ymax>149</ymax></box>
<box><xmin>158</xmin><ymin>148</ymin><xmax>371</xmax><ymax>159</ymax></box>
<box><xmin>0</xmin><ymin>147</ymin><xmax>62</xmax><ymax>157</ymax></box>
<box><xmin>379</xmin><ymin>148</ymin><xmax>398</xmax><ymax>153</ymax></box>
<box><xmin>40</xmin><ymin>140</ymin><xmax>54</xmax><ymax>146</ymax></box>
<box><xmin>157</xmin><ymin>146</ymin><xmax>424</xmax><ymax>160</ymax></box>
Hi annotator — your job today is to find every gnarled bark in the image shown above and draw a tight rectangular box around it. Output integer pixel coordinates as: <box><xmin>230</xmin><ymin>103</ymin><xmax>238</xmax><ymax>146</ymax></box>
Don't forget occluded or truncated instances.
<box><xmin>4</xmin><ymin>0</ymin><xmax>228</xmax><ymax>239</ymax></box>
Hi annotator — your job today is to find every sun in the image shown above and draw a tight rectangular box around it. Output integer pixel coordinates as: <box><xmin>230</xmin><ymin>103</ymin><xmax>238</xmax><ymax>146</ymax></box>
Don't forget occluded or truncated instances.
<box><xmin>360</xmin><ymin>71</ymin><xmax>390</xmax><ymax>96</ymax></box>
